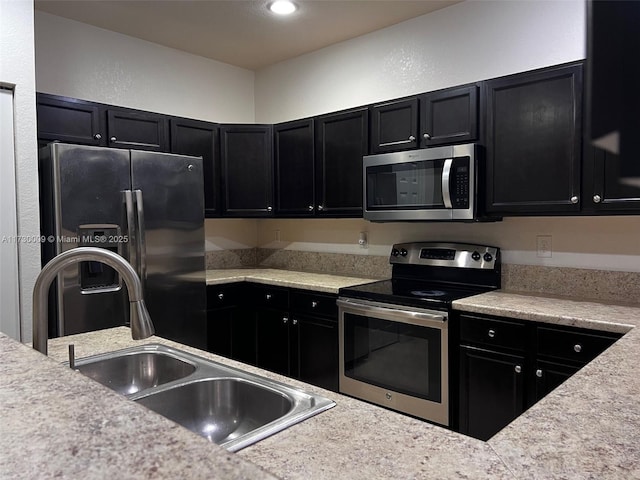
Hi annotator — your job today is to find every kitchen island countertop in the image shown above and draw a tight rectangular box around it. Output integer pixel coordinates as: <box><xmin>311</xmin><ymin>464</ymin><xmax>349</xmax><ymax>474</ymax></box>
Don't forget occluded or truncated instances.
<box><xmin>2</xmin><ymin>287</ymin><xmax>640</xmax><ymax>478</ymax></box>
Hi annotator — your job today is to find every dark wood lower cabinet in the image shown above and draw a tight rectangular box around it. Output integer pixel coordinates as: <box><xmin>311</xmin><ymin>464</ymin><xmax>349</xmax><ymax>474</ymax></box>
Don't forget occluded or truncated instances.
<box><xmin>208</xmin><ymin>284</ymin><xmax>339</xmax><ymax>392</ymax></box>
<box><xmin>256</xmin><ymin>307</ymin><xmax>293</xmax><ymax>376</ymax></box>
<box><xmin>456</xmin><ymin>312</ymin><xmax>622</xmax><ymax>440</ymax></box>
<box><xmin>458</xmin><ymin>346</ymin><xmax>525</xmax><ymax>441</ymax></box>
<box><xmin>296</xmin><ymin>314</ymin><xmax>339</xmax><ymax>392</ymax></box>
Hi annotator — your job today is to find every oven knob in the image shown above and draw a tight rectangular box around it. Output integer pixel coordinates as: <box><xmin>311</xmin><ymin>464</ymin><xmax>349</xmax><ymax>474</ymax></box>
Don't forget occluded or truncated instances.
<box><xmin>483</xmin><ymin>253</ymin><xmax>493</xmax><ymax>262</ymax></box>
<box><xmin>400</xmin><ymin>248</ymin><xmax>408</xmax><ymax>257</ymax></box>
<box><xmin>471</xmin><ymin>251</ymin><xmax>481</xmax><ymax>261</ymax></box>
<box><xmin>391</xmin><ymin>248</ymin><xmax>400</xmax><ymax>257</ymax></box>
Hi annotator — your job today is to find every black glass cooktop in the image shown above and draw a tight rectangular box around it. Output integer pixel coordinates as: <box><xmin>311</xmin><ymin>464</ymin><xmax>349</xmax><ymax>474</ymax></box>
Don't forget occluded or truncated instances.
<box><xmin>339</xmin><ymin>279</ymin><xmax>492</xmax><ymax>309</ymax></box>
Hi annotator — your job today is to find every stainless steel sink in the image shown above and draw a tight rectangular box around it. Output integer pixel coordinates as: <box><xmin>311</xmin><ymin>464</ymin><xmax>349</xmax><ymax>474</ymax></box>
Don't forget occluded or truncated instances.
<box><xmin>72</xmin><ymin>344</ymin><xmax>335</xmax><ymax>451</ymax></box>
<box><xmin>75</xmin><ymin>351</ymin><xmax>196</xmax><ymax>395</ymax></box>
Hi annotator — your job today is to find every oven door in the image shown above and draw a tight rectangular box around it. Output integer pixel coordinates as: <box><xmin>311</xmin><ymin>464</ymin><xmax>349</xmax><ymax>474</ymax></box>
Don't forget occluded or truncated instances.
<box><xmin>337</xmin><ymin>298</ymin><xmax>449</xmax><ymax>426</ymax></box>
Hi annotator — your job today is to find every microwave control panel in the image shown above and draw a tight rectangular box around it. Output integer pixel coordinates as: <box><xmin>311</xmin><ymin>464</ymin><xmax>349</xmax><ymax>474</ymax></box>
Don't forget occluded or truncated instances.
<box><xmin>451</xmin><ymin>157</ymin><xmax>470</xmax><ymax>209</ymax></box>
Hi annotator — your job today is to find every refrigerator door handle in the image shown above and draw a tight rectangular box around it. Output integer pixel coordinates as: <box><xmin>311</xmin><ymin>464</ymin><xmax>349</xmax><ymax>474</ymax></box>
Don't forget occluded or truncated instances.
<box><xmin>124</xmin><ymin>190</ymin><xmax>138</xmax><ymax>273</ymax></box>
<box><xmin>134</xmin><ymin>189</ymin><xmax>147</xmax><ymax>290</ymax></box>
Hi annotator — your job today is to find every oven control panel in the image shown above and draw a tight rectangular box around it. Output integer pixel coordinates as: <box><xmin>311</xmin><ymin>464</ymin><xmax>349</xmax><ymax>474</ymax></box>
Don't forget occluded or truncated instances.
<box><xmin>390</xmin><ymin>242</ymin><xmax>499</xmax><ymax>270</ymax></box>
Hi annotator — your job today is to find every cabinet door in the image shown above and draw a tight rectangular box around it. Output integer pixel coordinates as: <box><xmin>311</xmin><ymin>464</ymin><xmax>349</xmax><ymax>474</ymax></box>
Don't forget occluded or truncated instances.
<box><xmin>36</xmin><ymin>93</ymin><xmax>105</xmax><ymax>146</ymax></box>
<box><xmin>256</xmin><ymin>308</ymin><xmax>291</xmax><ymax>376</ymax></box>
<box><xmin>484</xmin><ymin>63</ymin><xmax>583</xmax><ymax>215</ymax></box>
<box><xmin>420</xmin><ymin>85</ymin><xmax>478</xmax><ymax>147</ymax></box>
<box><xmin>207</xmin><ymin>307</ymin><xmax>233</xmax><ymax>357</ymax></box>
<box><xmin>294</xmin><ymin>314</ymin><xmax>339</xmax><ymax>392</ymax></box>
<box><xmin>534</xmin><ymin>359</ymin><xmax>580</xmax><ymax>402</ymax></box>
<box><xmin>231</xmin><ymin>304</ymin><xmax>257</xmax><ymax>365</ymax></box>
<box><xmin>170</xmin><ymin>118</ymin><xmax>220</xmax><ymax>217</ymax></box>
<box><xmin>220</xmin><ymin>125</ymin><xmax>274</xmax><ymax>217</ymax></box>
<box><xmin>274</xmin><ymin>119</ymin><xmax>315</xmax><ymax>216</ymax></box>
<box><xmin>582</xmin><ymin>145</ymin><xmax>640</xmax><ymax>212</ymax></box>
<box><xmin>314</xmin><ymin>108</ymin><xmax>368</xmax><ymax>217</ymax></box>
<box><xmin>369</xmin><ymin>98</ymin><xmax>419</xmax><ymax>153</ymax></box>
<box><xmin>459</xmin><ymin>346</ymin><xmax>526</xmax><ymax>441</ymax></box>
<box><xmin>106</xmin><ymin>108</ymin><xmax>169</xmax><ymax>151</ymax></box>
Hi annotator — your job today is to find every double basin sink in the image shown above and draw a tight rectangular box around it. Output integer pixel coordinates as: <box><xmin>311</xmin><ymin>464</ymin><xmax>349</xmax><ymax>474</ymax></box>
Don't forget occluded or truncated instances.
<box><xmin>72</xmin><ymin>344</ymin><xmax>335</xmax><ymax>452</ymax></box>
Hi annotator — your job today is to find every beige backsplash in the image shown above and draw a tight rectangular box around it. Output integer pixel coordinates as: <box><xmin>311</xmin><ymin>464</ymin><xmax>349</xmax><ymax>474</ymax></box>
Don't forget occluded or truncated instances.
<box><xmin>206</xmin><ymin>248</ymin><xmax>640</xmax><ymax>304</ymax></box>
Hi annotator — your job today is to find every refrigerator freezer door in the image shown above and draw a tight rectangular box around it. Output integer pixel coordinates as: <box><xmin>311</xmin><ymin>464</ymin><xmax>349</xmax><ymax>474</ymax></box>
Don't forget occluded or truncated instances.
<box><xmin>49</xmin><ymin>143</ymin><xmax>132</xmax><ymax>335</ymax></box>
<box><xmin>130</xmin><ymin>150</ymin><xmax>206</xmax><ymax>348</ymax></box>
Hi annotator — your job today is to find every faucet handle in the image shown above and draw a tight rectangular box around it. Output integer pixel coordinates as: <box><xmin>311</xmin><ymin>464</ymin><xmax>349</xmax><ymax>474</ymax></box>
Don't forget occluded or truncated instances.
<box><xmin>68</xmin><ymin>344</ymin><xmax>76</xmax><ymax>370</ymax></box>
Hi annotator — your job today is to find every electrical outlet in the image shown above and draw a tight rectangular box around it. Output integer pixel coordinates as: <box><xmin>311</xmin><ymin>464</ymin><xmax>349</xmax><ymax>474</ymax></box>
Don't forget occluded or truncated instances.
<box><xmin>274</xmin><ymin>230</ymin><xmax>281</xmax><ymax>242</ymax></box>
<box><xmin>536</xmin><ymin>235</ymin><xmax>552</xmax><ymax>258</ymax></box>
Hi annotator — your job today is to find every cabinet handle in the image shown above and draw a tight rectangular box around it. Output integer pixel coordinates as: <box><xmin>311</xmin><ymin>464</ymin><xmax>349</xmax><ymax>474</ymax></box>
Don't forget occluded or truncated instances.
<box><xmin>423</xmin><ymin>133</ymin><xmax>431</xmax><ymax>140</ymax></box>
<box><xmin>408</xmin><ymin>135</ymin><xmax>416</xmax><ymax>142</ymax></box>
<box><xmin>318</xmin><ymin>205</ymin><xmax>324</xmax><ymax>211</ymax></box>
<box><xmin>514</xmin><ymin>365</ymin><xmax>522</xmax><ymax>374</ymax></box>
<box><xmin>94</xmin><ymin>133</ymin><xmax>102</xmax><ymax>140</ymax></box>
<box><xmin>265</xmin><ymin>294</ymin><xmax>272</xmax><ymax>300</ymax></box>
<box><xmin>536</xmin><ymin>369</ymin><xmax>543</xmax><ymax>378</ymax></box>
<box><xmin>217</xmin><ymin>293</ymin><xmax>224</xmax><ymax>300</ymax></box>
<box><xmin>593</xmin><ymin>195</ymin><xmax>602</xmax><ymax>203</ymax></box>
<box><xmin>574</xmin><ymin>344</ymin><xmax>582</xmax><ymax>353</ymax></box>
<box><xmin>487</xmin><ymin>329</ymin><xmax>496</xmax><ymax>338</ymax></box>
<box><xmin>311</xmin><ymin>301</ymin><xmax>318</xmax><ymax>308</ymax></box>
<box><xmin>267</xmin><ymin>206</ymin><xmax>273</xmax><ymax>212</ymax></box>
<box><xmin>292</xmin><ymin>319</ymin><xmax>298</xmax><ymax>326</ymax></box>
<box><xmin>110</xmin><ymin>136</ymin><xmax>117</xmax><ymax>142</ymax></box>
<box><xmin>570</xmin><ymin>196</ymin><xmax>579</xmax><ymax>204</ymax></box>
<box><xmin>308</xmin><ymin>205</ymin><xmax>314</xmax><ymax>211</ymax></box>
<box><xmin>282</xmin><ymin>317</ymin><xmax>288</xmax><ymax>324</ymax></box>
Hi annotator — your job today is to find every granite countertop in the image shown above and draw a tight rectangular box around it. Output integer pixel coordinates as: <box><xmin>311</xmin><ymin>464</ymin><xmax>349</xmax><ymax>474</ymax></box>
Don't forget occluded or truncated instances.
<box><xmin>3</xmin><ymin>288</ymin><xmax>640</xmax><ymax>478</ymax></box>
<box><xmin>205</xmin><ymin>268</ymin><xmax>376</xmax><ymax>294</ymax></box>
<box><xmin>453</xmin><ymin>290</ymin><xmax>640</xmax><ymax>479</ymax></box>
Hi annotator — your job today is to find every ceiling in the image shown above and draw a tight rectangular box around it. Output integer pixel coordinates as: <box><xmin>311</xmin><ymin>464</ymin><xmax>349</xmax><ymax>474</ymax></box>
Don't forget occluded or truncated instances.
<box><xmin>34</xmin><ymin>0</ymin><xmax>463</xmax><ymax>70</ymax></box>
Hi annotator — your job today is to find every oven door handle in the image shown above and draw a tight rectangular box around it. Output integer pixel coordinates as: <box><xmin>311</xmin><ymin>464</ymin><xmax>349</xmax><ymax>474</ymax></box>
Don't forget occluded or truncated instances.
<box><xmin>337</xmin><ymin>299</ymin><xmax>447</xmax><ymax>326</ymax></box>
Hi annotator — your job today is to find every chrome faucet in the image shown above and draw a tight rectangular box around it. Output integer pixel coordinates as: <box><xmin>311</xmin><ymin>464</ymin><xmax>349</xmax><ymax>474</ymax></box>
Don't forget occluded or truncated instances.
<box><xmin>32</xmin><ymin>246</ymin><xmax>154</xmax><ymax>355</ymax></box>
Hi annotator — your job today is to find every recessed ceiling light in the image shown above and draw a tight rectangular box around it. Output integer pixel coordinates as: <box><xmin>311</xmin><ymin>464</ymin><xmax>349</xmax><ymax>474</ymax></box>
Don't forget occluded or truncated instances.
<box><xmin>268</xmin><ymin>1</ymin><xmax>298</xmax><ymax>15</ymax></box>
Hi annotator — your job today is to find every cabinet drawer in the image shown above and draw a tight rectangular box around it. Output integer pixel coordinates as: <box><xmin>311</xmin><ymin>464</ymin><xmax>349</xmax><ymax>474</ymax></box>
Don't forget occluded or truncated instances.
<box><xmin>460</xmin><ymin>315</ymin><xmax>526</xmax><ymax>352</ymax></box>
<box><xmin>537</xmin><ymin>326</ymin><xmax>620</xmax><ymax>364</ymax></box>
<box><xmin>207</xmin><ymin>284</ymin><xmax>240</xmax><ymax>309</ymax></box>
<box><xmin>290</xmin><ymin>291</ymin><xmax>337</xmax><ymax>318</ymax></box>
<box><xmin>253</xmin><ymin>285</ymin><xmax>289</xmax><ymax>310</ymax></box>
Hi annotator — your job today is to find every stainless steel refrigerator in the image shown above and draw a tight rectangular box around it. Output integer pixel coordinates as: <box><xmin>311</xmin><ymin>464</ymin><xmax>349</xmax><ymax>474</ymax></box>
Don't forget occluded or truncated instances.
<box><xmin>39</xmin><ymin>143</ymin><xmax>206</xmax><ymax>348</ymax></box>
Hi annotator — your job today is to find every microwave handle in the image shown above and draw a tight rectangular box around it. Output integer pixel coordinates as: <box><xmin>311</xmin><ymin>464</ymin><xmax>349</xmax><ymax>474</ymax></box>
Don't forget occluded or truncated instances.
<box><xmin>442</xmin><ymin>159</ymin><xmax>453</xmax><ymax>208</ymax></box>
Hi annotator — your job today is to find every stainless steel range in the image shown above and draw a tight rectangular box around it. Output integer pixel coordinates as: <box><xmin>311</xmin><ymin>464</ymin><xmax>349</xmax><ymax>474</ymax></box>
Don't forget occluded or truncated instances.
<box><xmin>338</xmin><ymin>242</ymin><xmax>501</xmax><ymax>426</ymax></box>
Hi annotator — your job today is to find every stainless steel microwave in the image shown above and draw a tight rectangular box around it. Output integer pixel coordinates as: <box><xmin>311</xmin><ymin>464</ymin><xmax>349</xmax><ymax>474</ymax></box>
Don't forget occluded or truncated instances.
<box><xmin>363</xmin><ymin>143</ymin><xmax>478</xmax><ymax>221</ymax></box>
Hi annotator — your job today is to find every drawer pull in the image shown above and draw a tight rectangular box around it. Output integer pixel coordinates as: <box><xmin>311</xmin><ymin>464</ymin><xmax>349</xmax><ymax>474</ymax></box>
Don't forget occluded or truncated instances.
<box><xmin>514</xmin><ymin>365</ymin><xmax>522</xmax><ymax>374</ymax></box>
<box><xmin>266</xmin><ymin>294</ymin><xmax>272</xmax><ymax>300</ymax></box>
<box><xmin>574</xmin><ymin>344</ymin><xmax>582</xmax><ymax>353</ymax></box>
<box><xmin>536</xmin><ymin>369</ymin><xmax>543</xmax><ymax>378</ymax></box>
<box><xmin>217</xmin><ymin>293</ymin><xmax>224</xmax><ymax>300</ymax></box>
<box><xmin>488</xmin><ymin>329</ymin><xmax>496</xmax><ymax>338</ymax></box>
<box><xmin>311</xmin><ymin>301</ymin><xmax>318</xmax><ymax>308</ymax></box>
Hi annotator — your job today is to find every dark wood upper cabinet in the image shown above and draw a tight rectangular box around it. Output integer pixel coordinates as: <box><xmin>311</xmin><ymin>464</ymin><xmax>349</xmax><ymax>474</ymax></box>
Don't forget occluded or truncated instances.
<box><xmin>220</xmin><ymin>124</ymin><xmax>274</xmax><ymax>217</ymax></box>
<box><xmin>274</xmin><ymin>119</ymin><xmax>315</xmax><ymax>217</ymax></box>
<box><xmin>484</xmin><ymin>62</ymin><xmax>583</xmax><ymax>215</ymax></box>
<box><xmin>36</xmin><ymin>93</ymin><xmax>105</xmax><ymax>146</ymax></box>
<box><xmin>582</xmin><ymin>145</ymin><xmax>640</xmax><ymax>213</ymax></box>
<box><xmin>420</xmin><ymin>84</ymin><xmax>478</xmax><ymax>147</ymax></box>
<box><xmin>106</xmin><ymin>108</ymin><xmax>169</xmax><ymax>151</ymax></box>
<box><xmin>314</xmin><ymin>107</ymin><xmax>369</xmax><ymax>217</ymax></box>
<box><xmin>170</xmin><ymin>118</ymin><xmax>220</xmax><ymax>217</ymax></box>
<box><xmin>370</xmin><ymin>98</ymin><xmax>419</xmax><ymax>153</ymax></box>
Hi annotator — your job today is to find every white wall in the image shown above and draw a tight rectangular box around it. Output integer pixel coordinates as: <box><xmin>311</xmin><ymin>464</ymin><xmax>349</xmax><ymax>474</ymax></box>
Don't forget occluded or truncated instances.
<box><xmin>255</xmin><ymin>0</ymin><xmax>586</xmax><ymax>123</ymax></box>
<box><xmin>35</xmin><ymin>11</ymin><xmax>255</xmax><ymax>123</ymax></box>
<box><xmin>0</xmin><ymin>0</ymin><xmax>40</xmax><ymax>342</ymax></box>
